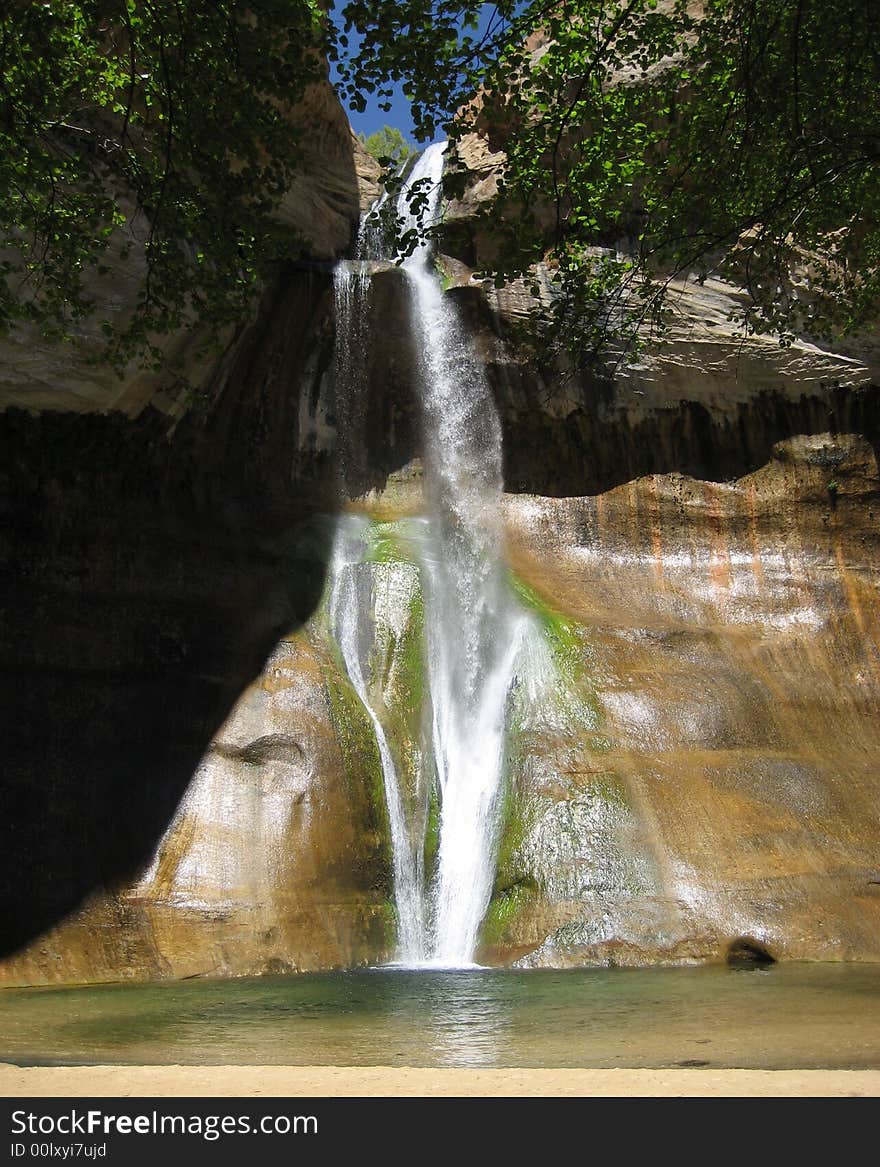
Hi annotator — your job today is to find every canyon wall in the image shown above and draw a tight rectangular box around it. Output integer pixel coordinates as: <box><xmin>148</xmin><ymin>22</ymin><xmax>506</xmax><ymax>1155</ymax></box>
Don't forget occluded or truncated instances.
<box><xmin>1</xmin><ymin>118</ymin><xmax>879</xmax><ymax>984</ymax></box>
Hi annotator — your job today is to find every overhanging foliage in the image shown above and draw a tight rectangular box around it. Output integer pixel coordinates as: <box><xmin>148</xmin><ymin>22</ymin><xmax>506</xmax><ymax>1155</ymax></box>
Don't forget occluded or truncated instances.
<box><xmin>335</xmin><ymin>0</ymin><xmax>880</xmax><ymax>363</ymax></box>
<box><xmin>2</xmin><ymin>2</ymin><xmax>878</xmax><ymax>372</ymax></box>
<box><xmin>0</xmin><ymin>0</ymin><xmax>324</xmax><ymax>371</ymax></box>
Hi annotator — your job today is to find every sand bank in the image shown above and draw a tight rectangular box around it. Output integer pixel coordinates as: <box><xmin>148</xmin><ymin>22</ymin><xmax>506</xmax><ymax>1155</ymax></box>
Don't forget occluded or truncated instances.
<box><xmin>1</xmin><ymin>1065</ymin><xmax>878</xmax><ymax>1097</ymax></box>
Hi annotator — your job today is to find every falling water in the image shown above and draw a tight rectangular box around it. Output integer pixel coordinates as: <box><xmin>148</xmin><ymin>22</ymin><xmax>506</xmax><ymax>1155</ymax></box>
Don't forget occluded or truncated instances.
<box><xmin>398</xmin><ymin>144</ymin><xmax>527</xmax><ymax>965</ymax></box>
<box><xmin>326</xmin><ymin>517</ymin><xmax>427</xmax><ymax>962</ymax></box>
<box><xmin>329</xmin><ymin>142</ymin><xmax>527</xmax><ymax>967</ymax></box>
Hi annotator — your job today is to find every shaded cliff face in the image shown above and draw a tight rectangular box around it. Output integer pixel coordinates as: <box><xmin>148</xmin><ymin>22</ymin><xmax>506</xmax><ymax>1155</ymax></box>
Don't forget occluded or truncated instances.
<box><xmin>0</xmin><ymin>77</ymin><xmax>392</xmax><ymax>985</ymax></box>
<box><xmin>0</xmin><ymin>262</ymin><xmax>419</xmax><ymax>987</ymax></box>
<box><xmin>0</xmin><ymin>266</ymin><xmax>349</xmax><ymax>981</ymax></box>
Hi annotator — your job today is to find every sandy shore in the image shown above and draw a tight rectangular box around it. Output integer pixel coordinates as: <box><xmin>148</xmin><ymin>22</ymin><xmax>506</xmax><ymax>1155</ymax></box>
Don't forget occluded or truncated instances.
<box><xmin>1</xmin><ymin>1065</ymin><xmax>878</xmax><ymax>1096</ymax></box>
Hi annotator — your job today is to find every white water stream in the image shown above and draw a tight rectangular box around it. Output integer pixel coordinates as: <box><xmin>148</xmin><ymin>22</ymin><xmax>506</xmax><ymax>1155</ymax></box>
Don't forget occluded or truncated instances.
<box><xmin>328</xmin><ymin>143</ymin><xmax>528</xmax><ymax>966</ymax></box>
<box><xmin>326</xmin><ymin>517</ymin><xmax>426</xmax><ymax>962</ymax></box>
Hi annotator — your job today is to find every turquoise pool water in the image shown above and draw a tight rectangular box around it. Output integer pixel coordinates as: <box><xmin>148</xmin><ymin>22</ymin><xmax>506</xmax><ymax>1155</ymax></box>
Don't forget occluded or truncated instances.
<box><xmin>2</xmin><ymin>964</ymin><xmax>878</xmax><ymax>1069</ymax></box>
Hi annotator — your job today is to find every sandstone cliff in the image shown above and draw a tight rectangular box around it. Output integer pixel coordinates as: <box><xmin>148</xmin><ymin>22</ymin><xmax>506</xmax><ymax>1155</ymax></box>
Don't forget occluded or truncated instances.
<box><xmin>1</xmin><ymin>103</ymin><xmax>878</xmax><ymax>985</ymax></box>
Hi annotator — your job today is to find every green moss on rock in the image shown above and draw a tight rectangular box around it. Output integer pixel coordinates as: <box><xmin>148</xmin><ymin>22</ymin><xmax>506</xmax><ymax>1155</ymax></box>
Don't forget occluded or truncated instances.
<box><xmin>323</xmin><ymin>664</ymin><xmax>393</xmax><ymax>894</ymax></box>
<box><xmin>480</xmin><ymin>883</ymin><xmax>538</xmax><ymax>947</ymax></box>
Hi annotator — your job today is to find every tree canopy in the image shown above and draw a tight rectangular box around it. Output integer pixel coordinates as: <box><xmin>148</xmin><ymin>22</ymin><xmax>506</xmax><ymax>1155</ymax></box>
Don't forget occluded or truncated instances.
<box><xmin>2</xmin><ymin>2</ymin><xmax>879</xmax><ymax>371</ymax></box>
<box><xmin>334</xmin><ymin>0</ymin><xmax>880</xmax><ymax>361</ymax></box>
<box><xmin>0</xmin><ymin>0</ymin><xmax>324</xmax><ymax>370</ymax></box>
<box><xmin>359</xmin><ymin>125</ymin><xmax>414</xmax><ymax>165</ymax></box>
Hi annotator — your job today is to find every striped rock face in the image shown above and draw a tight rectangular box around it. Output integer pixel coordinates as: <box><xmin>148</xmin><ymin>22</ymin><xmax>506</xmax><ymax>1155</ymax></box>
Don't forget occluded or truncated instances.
<box><xmin>485</xmin><ymin>436</ymin><xmax>880</xmax><ymax>967</ymax></box>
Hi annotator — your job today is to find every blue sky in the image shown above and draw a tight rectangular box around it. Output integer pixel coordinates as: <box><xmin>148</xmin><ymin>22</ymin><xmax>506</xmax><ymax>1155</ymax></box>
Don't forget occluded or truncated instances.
<box><xmin>328</xmin><ymin>2</ymin><xmax>422</xmax><ymax>143</ymax></box>
<box><xmin>341</xmin><ymin>82</ymin><xmax>419</xmax><ymax>143</ymax></box>
<box><xmin>328</xmin><ymin>3</ymin><xmax>516</xmax><ymax>144</ymax></box>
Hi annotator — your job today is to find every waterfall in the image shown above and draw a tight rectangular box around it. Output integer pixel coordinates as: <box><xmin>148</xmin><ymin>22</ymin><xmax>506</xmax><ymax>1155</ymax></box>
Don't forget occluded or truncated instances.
<box><xmin>329</xmin><ymin>142</ymin><xmax>526</xmax><ymax>967</ymax></box>
<box><xmin>398</xmin><ymin>144</ymin><xmax>527</xmax><ymax>965</ymax></box>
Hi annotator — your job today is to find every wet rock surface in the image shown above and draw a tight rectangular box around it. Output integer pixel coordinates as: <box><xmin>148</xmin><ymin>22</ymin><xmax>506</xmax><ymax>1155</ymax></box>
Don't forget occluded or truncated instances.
<box><xmin>483</xmin><ymin>436</ymin><xmax>880</xmax><ymax>966</ymax></box>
